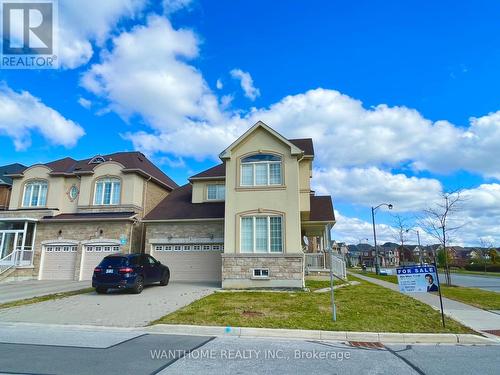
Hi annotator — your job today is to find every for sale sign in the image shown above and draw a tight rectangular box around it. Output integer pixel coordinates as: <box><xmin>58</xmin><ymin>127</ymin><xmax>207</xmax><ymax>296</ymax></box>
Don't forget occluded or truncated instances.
<box><xmin>396</xmin><ymin>265</ymin><xmax>439</xmax><ymax>293</ymax></box>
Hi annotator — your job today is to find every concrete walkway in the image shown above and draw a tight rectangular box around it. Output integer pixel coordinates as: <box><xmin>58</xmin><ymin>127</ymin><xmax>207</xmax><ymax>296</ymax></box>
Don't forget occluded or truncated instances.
<box><xmin>0</xmin><ymin>280</ymin><xmax>89</xmax><ymax>304</ymax></box>
<box><xmin>351</xmin><ymin>272</ymin><xmax>500</xmax><ymax>333</ymax></box>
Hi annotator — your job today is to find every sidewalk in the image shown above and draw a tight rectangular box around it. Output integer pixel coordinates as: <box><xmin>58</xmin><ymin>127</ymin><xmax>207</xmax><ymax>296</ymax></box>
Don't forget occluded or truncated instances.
<box><xmin>351</xmin><ymin>272</ymin><xmax>500</xmax><ymax>334</ymax></box>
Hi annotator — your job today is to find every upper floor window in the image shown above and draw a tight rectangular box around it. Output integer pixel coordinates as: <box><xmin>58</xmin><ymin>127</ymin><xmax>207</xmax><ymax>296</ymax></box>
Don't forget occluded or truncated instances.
<box><xmin>94</xmin><ymin>178</ymin><xmax>121</xmax><ymax>205</ymax></box>
<box><xmin>240</xmin><ymin>215</ymin><xmax>283</xmax><ymax>253</ymax></box>
<box><xmin>89</xmin><ymin>156</ymin><xmax>106</xmax><ymax>164</ymax></box>
<box><xmin>240</xmin><ymin>154</ymin><xmax>282</xmax><ymax>187</ymax></box>
<box><xmin>207</xmin><ymin>184</ymin><xmax>225</xmax><ymax>200</ymax></box>
<box><xmin>22</xmin><ymin>180</ymin><xmax>48</xmax><ymax>207</ymax></box>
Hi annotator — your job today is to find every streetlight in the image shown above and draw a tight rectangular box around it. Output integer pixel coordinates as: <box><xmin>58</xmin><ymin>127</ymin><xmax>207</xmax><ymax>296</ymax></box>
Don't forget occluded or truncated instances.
<box><xmin>371</xmin><ymin>203</ymin><xmax>393</xmax><ymax>275</ymax></box>
<box><xmin>406</xmin><ymin>228</ymin><xmax>422</xmax><ymax>264</ymax></box>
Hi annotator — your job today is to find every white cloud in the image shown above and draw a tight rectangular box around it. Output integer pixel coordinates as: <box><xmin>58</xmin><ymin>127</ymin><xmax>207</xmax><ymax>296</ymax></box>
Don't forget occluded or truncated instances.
<box><xmin>314</xmin><ymin>167</ymin><xmax>443</xmax><ymax>211</ymax></box>
<box><xmin>216</xmin><ymin>79</ymin><xmax>223</xmax><ymax>90</ymax></box>
<box><xmin>230</xmin><ymin>69</ymin><xmax>261</xmax><ymax>101</ymax></box>
<box><xmin>58</xmin><ymin>0</ymin><xmax>147</xmax><ymax>69</ymax></box>
<box><xmin>78</xmin><ymin>97</ymin><xmax>92</xmax><ymax>109</ymax></box>
<box><xmin>162</xmin><ymin>0</ymin><xmax>193</xmax><ymax>15</ymax></box>
<box><xmin>0</xmin><ymin>83</ymin><xmax>84</xmax><ymax>150</ymax></box>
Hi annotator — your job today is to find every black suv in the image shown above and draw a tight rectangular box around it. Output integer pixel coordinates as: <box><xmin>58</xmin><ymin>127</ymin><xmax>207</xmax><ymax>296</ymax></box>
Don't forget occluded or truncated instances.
<box><xmin>92</xmin><ymin>254</ymin><xmax>170</xmax><ymax>294</ymax></box>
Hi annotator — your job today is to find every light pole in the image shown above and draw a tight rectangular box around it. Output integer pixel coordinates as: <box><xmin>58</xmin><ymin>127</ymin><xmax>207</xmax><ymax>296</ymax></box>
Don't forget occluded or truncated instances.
<box><xmin>371</xmin><ymin>203</ymin><xmax>393</xmax><ymax>275</ymax></box>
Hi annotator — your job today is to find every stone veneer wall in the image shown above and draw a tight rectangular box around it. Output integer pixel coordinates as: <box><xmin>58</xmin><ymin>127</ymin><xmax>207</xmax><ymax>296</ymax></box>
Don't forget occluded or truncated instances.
<box><xmin>16</xmin><ymin>220</ymin><xmax>138</xmax><ymax>280</ymax></box>
<box><xmin>222</xmin><ymin>254</ymin><xmax>304</xmax><ymax>289</ymax></box>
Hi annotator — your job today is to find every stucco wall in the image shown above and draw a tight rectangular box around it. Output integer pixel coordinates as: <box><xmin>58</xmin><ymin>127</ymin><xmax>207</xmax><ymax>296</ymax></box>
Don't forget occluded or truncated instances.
<box><xmin>191</xmin><ymin>179</ymin><xmax>225</xmax><ymax>203</ymax></box>
<box><xmin>223</xmin><ymin>127</ymin><xmax>302</xmax><ymax>255</ymax></box>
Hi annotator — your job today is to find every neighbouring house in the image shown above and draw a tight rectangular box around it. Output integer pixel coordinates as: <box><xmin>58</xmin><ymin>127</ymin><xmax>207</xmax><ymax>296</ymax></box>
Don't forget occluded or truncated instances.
<box><xmin>0</xmin><ymin>164</ymin><xmax>26</xmax><ymax>210</ymax></box>
<box><xmin>0</xmin><ymin>152</ymin><xmax>177</xmax><ymax>281</ymax></box>
<box><xmin>143</xmin><ymin>121</ymin><xmax>336</xmax><ymax>288</ymax></box>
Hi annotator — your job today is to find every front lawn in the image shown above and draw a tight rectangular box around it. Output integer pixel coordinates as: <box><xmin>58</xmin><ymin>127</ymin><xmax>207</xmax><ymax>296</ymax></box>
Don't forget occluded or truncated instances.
<box><xmin>351</xmin><ymin>271</ymin><xmax>500</xmax><ymax>310</ymax></box>
<box><xmin>153</xmin><ymin>276</ymin><xmax>471</xmax><ymax>333</ymax></box>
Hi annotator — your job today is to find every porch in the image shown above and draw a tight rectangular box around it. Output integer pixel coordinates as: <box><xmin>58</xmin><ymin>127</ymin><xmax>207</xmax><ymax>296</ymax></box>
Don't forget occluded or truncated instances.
<box><xmin>302</xmin><ymin>221</ymin><xmax>346</xmax><ymax>280</ymax></box>
<box><xmin>0</xmin><ymin>219</ymin><xmax>37</xmax><ymax>276</ymax></box>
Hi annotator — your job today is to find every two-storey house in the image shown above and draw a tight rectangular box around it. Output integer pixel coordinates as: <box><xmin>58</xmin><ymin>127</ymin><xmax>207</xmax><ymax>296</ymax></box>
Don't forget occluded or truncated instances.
<box><xmin>144</xmin><ymin>121</ymin><xmax>335</xmax><ymax>288</ymax></box>
<box><xmin>0</xmin><ymin>152</ymin><xmax>177</xmax><ymax>281</ymax></box>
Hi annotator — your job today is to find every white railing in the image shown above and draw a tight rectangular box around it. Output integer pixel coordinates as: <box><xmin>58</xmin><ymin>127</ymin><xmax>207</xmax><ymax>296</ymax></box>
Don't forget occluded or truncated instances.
<box><xmin>305</xmin><ymin>252</ymin><xmax>347</xmax><ymax>280</ymax></box>
<box><xmin>0</xmin><ymin>247</ymin><xmax>34</xmax><ymax>276</ymax></box>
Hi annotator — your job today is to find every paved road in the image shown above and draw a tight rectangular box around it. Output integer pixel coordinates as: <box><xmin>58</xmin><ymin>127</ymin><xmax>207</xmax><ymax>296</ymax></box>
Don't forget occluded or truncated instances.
<box><xmin>0</xmin><ymin>323</ymin><xmax>498</xmax><ymax>375</ymax></box>
<box><xmin>0</xmin><ymin>282</ymin><xmax>217</xmax><ymax>327</ymax></box>
<box><xmin>440</xmin><ymin>273</ymin><xmax>500</xmax><ymax>292</ymax></box>
<box><xmin>0</xmin><ymin>280</ymin><xmax>89</xmax><ymax>304</ymax></box>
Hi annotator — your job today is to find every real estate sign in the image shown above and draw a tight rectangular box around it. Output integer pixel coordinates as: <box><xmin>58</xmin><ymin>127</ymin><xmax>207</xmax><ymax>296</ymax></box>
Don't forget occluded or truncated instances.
<box><xmin>396</xmin><ymin>265</ymin><xmax>439</xmax><ymax>293</ymax></box>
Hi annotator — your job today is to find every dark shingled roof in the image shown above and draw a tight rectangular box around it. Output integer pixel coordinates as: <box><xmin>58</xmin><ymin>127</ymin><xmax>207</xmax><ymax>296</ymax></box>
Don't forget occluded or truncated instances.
<box><xmin>9</xmin><ymin>152</ymin><xmax>178</xmax><ymax>191</ymax></box>
<box><xmin>0</xmin><ymin>163</ymin><xmax>26</xmax><ymax>185</ymax></box>
<box><xmin>42</xmin><ymin>212</ymin><xmax>137</xmax><ymax>221</ymax></box>
<box><xmin>189</xmin><ymin>163</ymin><xmax>225</xmax><ymax>180</ymax></box>
<box><xmin>309</xmin><ymin>195</ymin><xmax>335</xmax><ymax>222</ymax></box>
<box><xmin>144</xmin><ymin>184</ymin><xmax>225</xmax><ymax>221</ymax></box>
<box><xmin>289</xmin><ymin>138</ymin><xmax>314</xmax><ymax>156</ymax></box>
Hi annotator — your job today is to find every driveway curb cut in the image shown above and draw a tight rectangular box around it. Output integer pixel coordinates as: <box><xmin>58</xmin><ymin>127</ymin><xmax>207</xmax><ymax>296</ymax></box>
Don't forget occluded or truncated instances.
<box><xmin>146</xmin><ymin>324</ymin><xmax>498</xmax><ymax>345</ymax></box>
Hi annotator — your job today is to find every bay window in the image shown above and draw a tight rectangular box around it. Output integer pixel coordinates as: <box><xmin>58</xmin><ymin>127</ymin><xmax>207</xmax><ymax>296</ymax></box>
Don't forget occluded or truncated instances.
<box><xmin>240</xmin><ymin>154</ymin><xmax>282</xmax><ymax>186</ymax></box>
<box><xmin>207</xmin><ymin>184</ymin><xmax>225</xmax><ymax>200</ymax></box>
<box><xmin>22</xmin><ymin>180</ymin><xmax>48</xmax><ymax>207</ymax></box>
<box><xmin>94</xmin><ymin>178</ymin><xmax>121</xmax><ymax>205</ymax></box>
<box><xmin>240</xmin><ymin>215</ymin><xmax>283</xmax><ymax>253</ymax></box>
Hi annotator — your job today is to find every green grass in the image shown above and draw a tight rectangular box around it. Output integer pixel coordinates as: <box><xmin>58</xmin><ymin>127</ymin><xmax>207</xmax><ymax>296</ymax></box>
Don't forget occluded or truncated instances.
<box><xmin>304</xmin><ymin>278</ymin><xmax>345</xmax><ymax>291</ymax></box>
<box><xmin>351</xmin><ymin>270</ymin><xmax>500</xmax><ymax>311</ymax></box>
<box><xmin>0</xmin><ymin>288</ymin><xmax>94</xmax><ymax>310</ymax></box>
<box><xmin>153</xmin><ymin>276</ymin><xmax>472</xmax><ymax>333</ymax></box>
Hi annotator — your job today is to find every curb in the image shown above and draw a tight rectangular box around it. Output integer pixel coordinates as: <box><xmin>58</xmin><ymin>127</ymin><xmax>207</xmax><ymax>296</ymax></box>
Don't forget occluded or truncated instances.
<box><xmin>145</xmin><ymin>324</ymin><xmax>498</xmax><ymax>345</ymax></box>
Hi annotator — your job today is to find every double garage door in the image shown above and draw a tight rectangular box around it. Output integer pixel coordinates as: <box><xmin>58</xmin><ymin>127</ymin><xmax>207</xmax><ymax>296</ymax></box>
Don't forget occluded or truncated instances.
<box><xmin>40</xmin><ymin>244</ymin><xmax>121</xmax><ymax>281</ymax></box>
<box><xmin>151</xmin><ymin>243</ymin><xmax>222</xmax><ymax>282</ymax></box>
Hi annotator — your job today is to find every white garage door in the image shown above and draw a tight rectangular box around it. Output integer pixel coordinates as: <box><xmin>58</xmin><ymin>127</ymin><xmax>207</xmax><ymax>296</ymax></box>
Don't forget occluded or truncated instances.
<box><xmin>152</xmin><ymin>243</ymin><xmax>222</xmax><ymax>282</ymax></box>
<box><xmin>40</xmin><ymin>245</ymin><xmax>77</xmax><ymax>280</ymax></box>
<box><xmin>80</xmin><ymin>244</ymin><xmax>121</xmax><ymax>281</ymax></box>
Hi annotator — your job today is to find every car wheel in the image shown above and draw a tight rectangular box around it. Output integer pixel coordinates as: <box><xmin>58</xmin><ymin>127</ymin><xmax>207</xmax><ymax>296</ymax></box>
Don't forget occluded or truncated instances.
<box><xmin>160</xmin><ymin>272</ymin><xmax>170</xmax><ymax>286</ymax></box>
<box><xmin>132</xmin><ymin>276</ymin><xmax>144</xmax><ymax>294</ymax></box>
<box><xmin>96</xmin><ymin>287</ymin><xmax>107</xmax><ymax>294</ymax></box>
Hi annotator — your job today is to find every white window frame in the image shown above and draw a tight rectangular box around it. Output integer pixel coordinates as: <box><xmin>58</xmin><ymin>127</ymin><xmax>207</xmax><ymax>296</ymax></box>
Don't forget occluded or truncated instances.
<box><xmin>240</xmin><ymin>155</ymin><xmax>282</xmax><ymax>187</ymax></box>
<box><xmin>94</xmin><ymin>178</ymin><xmax>121</xmax><ymax>206</ymax></box>
<box><xmin>240</xmin><ymin>215</ymin><xmax>283</xmax><ymax>253</ymax></box>
<box><xmin>22</xmin><ymin>180</ymin><xmax>48</xmax><ymax>207</ymax></box>
<box><xmin>252</xmin><ymin>268</ymin><xmax>270</xmax><ymax>279</ymax></box>
<box><xmin>207</xmin><ymin>184</ymin><xmax>225</xmax><ymax>201</ymax></box>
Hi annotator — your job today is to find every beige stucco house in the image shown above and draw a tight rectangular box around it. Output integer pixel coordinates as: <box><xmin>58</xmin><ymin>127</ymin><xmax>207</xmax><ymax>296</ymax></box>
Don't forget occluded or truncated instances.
<box><xmin>144</xmin><ymin>121</ymin><xmax>336</xmax><ymax>288</ymax></box>
<box><xmin>0</xmin><ymin>152</ymin><xmax>177</xmax><ymax>281</ymax></box>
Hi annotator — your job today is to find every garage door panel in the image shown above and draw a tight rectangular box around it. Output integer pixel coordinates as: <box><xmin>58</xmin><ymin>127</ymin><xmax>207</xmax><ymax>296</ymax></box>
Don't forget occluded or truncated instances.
<box><xmin>152</xmin><ymin>251</ymin><xmax>222</xmax><ymax>282</ymax></box>
<box><xmin>40</xmin><ymin>246</ymin><xmax>77</xmax><ymax>280</ymax></box>
<box><xmin>80</xmin><ymin>245</ymin><xmax>121</xmax><ymax>281</ymax></box>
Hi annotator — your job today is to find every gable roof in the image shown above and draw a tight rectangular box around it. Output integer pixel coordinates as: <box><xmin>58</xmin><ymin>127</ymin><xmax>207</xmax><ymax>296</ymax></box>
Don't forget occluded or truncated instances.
<box><xmin>7</xmin><ymin>152</ymin><xmax>178</xmax><ymax>191</ymax></box>
<box><xmin>309</xmin><ymin>195</ymin><xmax>335</xmax><ymax>222</ymax></box>
<box><xmin>144</xmin><ymin>184</ymin><xmax>225</xmax><ymax>221</ymax></box>
<box><xmin>189</xmin><ymin>163</ymin><xmax>226</xmax><ymax>180</ymax></box>
<box><xmin>0</xmin><ymin>163</ymin><xmax>26</xmax><ymax>185</ymax></box>
<box><xmin>219</xmin><ymin>121</ymin><xmax>304</xmax><ymax>159</ymax></box>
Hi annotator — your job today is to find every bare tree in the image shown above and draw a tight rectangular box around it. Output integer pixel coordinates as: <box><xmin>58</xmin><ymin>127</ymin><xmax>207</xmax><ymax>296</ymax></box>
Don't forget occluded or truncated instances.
<box><xmin>419</xmin><ymin>191</ymin><xmax>465</xmax><ymax>286</ymax></box>
<box><xmin>478</xmin><ymin>238</ymin><xmax>494</xmax><ymax>272</ymax></box>
<box><xmin>392</xmin><ymin>215</ymin><xmax>410</xmax><ymax>266</ymax></box>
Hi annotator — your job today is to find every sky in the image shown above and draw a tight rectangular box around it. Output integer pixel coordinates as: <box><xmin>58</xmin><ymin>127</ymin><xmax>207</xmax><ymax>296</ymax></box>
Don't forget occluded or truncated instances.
<box><xmin>0</xmin><ymin>0</ymin><xmax>499</xmax><ymax>246</ymax></box>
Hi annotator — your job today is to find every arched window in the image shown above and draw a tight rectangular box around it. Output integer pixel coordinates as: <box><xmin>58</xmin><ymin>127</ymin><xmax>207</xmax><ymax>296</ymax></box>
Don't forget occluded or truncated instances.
<box><xmin>89</xmin><ymin>155</ymin><xmax>106</xmax><ymax>164</ymax></box>
<box><xmin>94</xmin><ymin>178</ymin><xmax>121</xmax><ymax>205</ymax></box>
<box><xmin>22</xmin><ymin>180</ymin><xmax>48</xmax><ymax>207</ymax></box>
<box><xmin>240</xmin><ymin>154</ymin><xmax>282</xmax><ymax>186</ymax></box>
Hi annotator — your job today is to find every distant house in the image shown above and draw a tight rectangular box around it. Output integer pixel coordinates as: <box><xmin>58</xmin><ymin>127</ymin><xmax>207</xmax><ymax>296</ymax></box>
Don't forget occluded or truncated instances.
<box><xmin>0</xmin><ymin>164</ymin><xmax>26</xmax><ymax>210</ymax></box>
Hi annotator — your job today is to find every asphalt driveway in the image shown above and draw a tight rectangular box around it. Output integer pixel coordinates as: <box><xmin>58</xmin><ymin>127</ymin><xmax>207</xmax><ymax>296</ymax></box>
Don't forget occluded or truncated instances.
<box><xmin>0</xmin><ymin>280</ymin><xmax>89</xmax><ymax>304</ymax></box>
<box><xmin>0</xmin><ymin>282</ymin><xmax>218</xmax><ymax>327</ymax></box>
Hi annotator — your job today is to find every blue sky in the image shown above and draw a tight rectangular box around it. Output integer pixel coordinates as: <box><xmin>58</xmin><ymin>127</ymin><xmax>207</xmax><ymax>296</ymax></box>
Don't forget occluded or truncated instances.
<box><xmin>1</xmin><ymin>0</ymin><xmax>499</xmax><ymax>245</ymax></box>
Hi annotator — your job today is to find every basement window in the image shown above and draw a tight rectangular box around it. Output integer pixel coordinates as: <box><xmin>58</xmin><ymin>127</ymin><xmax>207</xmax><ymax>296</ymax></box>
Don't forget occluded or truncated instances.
<box><xmin>252</xmin><ymin>268</ymin><xmax>270</xmax><ymax>279</ymax></box>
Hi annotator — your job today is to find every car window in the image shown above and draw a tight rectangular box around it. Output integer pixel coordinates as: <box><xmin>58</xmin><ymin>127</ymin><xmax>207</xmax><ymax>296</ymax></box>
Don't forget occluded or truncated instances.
<box><xmin>128</xmin><ymin>256</ymin><xmax>140</xmax><ymax>266</ymax></box>
<box><xmin>146</xmin><ymin>255</ymin><xmax>157</xmax><ymax>265</ymax></box>
<box><xmin>99</xmin><ymin>257</ymin><xmax>128</xmax><ymax>267</ymax></box>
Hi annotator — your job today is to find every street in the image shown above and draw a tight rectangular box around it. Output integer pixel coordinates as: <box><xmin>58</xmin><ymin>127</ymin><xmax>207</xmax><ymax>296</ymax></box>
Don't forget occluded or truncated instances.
<box><xmin>0</xmin><ymin>323</ymin><xmax>498</xmax><ymax>375</ymax></box>
<box><xmin>440</xmin><ymin>273</ymin><xmax>500</xmax><ymax>293</ymax></box>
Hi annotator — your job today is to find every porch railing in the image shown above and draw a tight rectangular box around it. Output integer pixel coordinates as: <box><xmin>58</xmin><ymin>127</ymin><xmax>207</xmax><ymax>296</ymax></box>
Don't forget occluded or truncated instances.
<box><xmin>0</xmin><ymin>247</ymin><xmax>34</xmax><ymax>276</ymax></box>
<box><xmin>305</xmin><ymin>252</ymin><xmax>347</xmax><ymax>280</ymax></box>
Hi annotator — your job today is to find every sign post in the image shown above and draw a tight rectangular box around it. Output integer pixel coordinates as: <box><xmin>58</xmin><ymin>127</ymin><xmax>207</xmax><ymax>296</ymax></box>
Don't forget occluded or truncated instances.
<box><xmin>396</xmin><ymin>264</ymin><xmax>445</xmax><ymax>327</ymax></box>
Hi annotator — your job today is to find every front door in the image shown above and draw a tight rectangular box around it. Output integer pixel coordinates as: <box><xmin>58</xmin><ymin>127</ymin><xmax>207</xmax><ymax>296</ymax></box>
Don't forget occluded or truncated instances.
<box><xmin>0</xmin><ymin>232</ymin><xmax>17</xmax><ymax>263</ymax></box>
